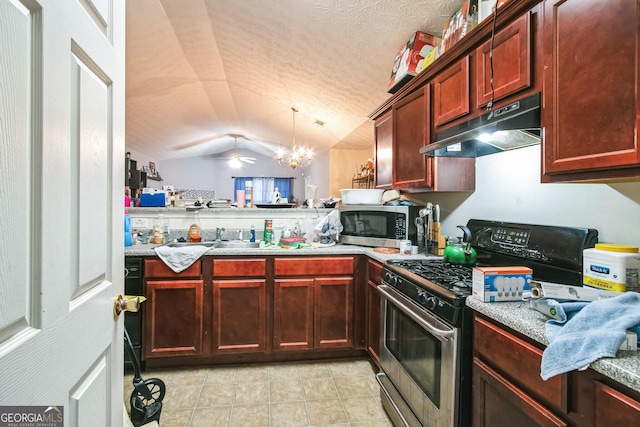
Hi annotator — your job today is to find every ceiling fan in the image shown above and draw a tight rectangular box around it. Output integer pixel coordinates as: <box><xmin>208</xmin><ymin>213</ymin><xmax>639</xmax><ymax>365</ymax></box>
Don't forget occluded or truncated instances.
<box><xmin>212</xmin><ymin>135</ymin><xmax>257</xmax><ymax>166</ymax></box>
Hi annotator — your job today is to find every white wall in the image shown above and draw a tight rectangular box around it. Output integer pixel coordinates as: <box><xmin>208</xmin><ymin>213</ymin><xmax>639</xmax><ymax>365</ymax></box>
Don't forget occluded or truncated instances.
<box><xmin>155</xmin><ymin>150</ymin><xmax>332</xmax><ymax>203</ymax></box>
<box><xmin>409</xmin><ymin>145</ymin><xmax>640</xmax><ymax>246</ymax></box>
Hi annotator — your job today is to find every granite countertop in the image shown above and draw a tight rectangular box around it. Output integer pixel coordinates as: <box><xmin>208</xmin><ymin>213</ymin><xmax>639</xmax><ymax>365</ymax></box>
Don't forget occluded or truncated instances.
<box><xmin>125</xmin><ymin>242</ymin><xmax>440</xmax><ymax>263</ymax></box>
<box><xmin>466</xmin><ymin>297</ymin><xmax>640</xmax><ymax>394</ymax></box>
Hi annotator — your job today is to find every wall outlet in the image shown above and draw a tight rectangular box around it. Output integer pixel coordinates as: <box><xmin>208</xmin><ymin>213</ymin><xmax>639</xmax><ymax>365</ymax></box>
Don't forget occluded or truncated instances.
<box><xmin>132</xmin><ymin>218</ymin><xmax>148</xmax><ymax>228</ymax></box>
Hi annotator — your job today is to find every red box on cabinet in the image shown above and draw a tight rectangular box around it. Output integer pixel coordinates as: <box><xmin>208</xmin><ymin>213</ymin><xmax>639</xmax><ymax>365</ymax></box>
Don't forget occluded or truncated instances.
<box><xmin>387</xmin><ymin>31</ymin><xmax>437</xmax><ymax>94</ymax></box>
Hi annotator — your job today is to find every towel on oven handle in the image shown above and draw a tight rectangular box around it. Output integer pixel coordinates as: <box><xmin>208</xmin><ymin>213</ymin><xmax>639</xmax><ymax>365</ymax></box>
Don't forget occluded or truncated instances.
<box><xmin>540</xmin><ymin>292</ymin><xmax>640</xmax><ymax>380</ymax></box>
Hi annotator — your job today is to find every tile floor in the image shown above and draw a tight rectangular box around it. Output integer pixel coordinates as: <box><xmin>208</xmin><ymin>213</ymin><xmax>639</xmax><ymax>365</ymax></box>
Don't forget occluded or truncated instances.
<box><xmin>124</xmin><ymin>358</ymin><xmax>393</xmax><ymax>427</ymax></box>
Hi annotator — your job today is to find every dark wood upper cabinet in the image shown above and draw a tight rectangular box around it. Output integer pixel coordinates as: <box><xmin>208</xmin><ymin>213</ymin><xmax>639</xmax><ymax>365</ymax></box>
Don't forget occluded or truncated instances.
<box><xmin>542</xmin><ymin>0</ymin><xmax>640</xmax><ymax>181</ymax></box>
<box><xmin>476</xmin><ymin>13</ymin><xmax>532</xmax><ymax>108</ymax></box>
<box><xmin>433</xmin><ymin>56</ymin><xmax>471</xmax><ymax>127</ymax></box>
<box><xmin>392</xmin><ymin>87</ymin><xmax>431</xmax><ymax>188</ymax></box>
<box><xmin>374</xmin><ymin>111</ymin><xmax>393</xmax><ymax>190</ymax></box>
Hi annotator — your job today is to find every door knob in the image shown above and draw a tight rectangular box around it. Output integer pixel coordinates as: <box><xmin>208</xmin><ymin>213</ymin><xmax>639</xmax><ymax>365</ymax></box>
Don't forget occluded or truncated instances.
<box><xmin>114</xmin><ymin>295</ymin><xmax>146</xmax><ymax>317</ymax></box>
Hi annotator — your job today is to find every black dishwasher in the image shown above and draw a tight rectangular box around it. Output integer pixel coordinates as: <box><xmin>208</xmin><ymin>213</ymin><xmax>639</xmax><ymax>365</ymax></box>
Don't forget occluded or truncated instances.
<box><xmin>125</xmin><ymin>257</ymin><xmax>144</xmax><ymax>371</ymax></box>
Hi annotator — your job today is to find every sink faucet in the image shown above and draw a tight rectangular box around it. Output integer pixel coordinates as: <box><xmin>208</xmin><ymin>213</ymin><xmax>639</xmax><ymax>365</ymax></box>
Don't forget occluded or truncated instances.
<box><xmin>237</xmin><ymin>229</ymin><xmax>243</xmax><ymax>240</ymax></box>
<box><xmin>215</xmin><ymin>227</ymin><xmax>225</xmax><ymax>241</ymax></box>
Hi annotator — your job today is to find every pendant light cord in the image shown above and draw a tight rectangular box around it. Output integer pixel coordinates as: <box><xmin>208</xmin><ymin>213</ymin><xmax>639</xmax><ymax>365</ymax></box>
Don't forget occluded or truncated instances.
<box><xmin>486</xmin><ymin>3</ymin><xmax>499</xmax><ymax>112</ymax></box>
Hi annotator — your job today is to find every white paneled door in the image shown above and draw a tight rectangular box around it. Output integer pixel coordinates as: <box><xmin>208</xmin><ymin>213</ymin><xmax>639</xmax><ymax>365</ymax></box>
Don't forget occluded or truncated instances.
<box><xmin>0</xmin><ymin>0</ymin><xmax>125</xmax><ymax>425</ymax></box>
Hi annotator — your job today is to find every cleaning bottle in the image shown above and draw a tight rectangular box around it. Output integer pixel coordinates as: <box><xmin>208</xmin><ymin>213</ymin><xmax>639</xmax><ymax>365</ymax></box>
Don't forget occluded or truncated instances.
<box><xmin>249</xmin><ymin>225</ymin><xmax>256</xmax><ymax>242</ymax></box>
<box><xmin>124</xmin><ymin>210</ymin><xmax>133</xmax><ymax>246</ymax></box>
<box><xmin>189</xmin><ymin>211</ymin><xmax>201</xmax><ymax>242</ymax></box>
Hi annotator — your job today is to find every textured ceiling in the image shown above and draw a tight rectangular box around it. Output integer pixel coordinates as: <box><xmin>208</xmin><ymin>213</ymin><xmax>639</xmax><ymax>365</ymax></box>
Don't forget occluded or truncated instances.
<box><xmin>125</xmin><ymin>0</ymin><xmax>465</xmax><ymax>160</ymax></box>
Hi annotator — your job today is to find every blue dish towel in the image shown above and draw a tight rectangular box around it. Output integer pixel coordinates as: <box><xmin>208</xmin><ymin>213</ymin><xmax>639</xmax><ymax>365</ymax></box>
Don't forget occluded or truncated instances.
<box><xmin>540</xmin><ymin>292</ymin><xmax>640</xmax><ymax>380</ymax></box>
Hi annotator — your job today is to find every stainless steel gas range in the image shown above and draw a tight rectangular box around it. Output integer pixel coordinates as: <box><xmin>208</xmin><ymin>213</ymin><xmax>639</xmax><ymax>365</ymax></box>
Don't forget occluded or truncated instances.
<box><xmin>376</xmin><ymin>219</ymin><xmax>599</xmax><ymax>427</ymax></box>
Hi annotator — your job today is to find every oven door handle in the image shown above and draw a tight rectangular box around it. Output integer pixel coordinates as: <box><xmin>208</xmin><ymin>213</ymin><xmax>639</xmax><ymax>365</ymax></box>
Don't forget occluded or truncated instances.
<box><xmin>378</xmin><ymin>284</ymin><xmax>455</xmax><ymax>340</ymax></box>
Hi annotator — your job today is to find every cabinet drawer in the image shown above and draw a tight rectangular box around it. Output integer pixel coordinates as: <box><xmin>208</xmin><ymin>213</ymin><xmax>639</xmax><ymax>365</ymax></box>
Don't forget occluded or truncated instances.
<box><xmin>213</xmin><ymin>258</ymin><xmax>267</xmax><ymax>277</ymax></box>
<box><xmin>274</xmin><ymin>256</ymin><xmax>355</xmax><ymax>276</ymax></box>
<box><xmin>595</xmin><ymin>381</ymin><xmax>640</xmax><ymax>425</ymax></box>
<box><xmin>144</xmin><ymin>258</ymin><xmax>201</xmax><ymax>278</ymax></box>
<box><xmin>367</xmin><ymin>259</ymin><xmax>383</xmax><ymax>285</ymax></box>
<box><xmin>473</xmin><ymin>358</ymin><xmax>569</xmax><ymax>427</ymax></box>
<box><xmin>474</xmin><ymin>316</ymin><xmax>567</xmax><ymax>411</ymax></box>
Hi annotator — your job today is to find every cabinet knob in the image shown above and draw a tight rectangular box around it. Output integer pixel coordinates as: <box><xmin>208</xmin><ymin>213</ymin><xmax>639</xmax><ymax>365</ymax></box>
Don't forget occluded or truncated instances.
<box><xmin>113</xmin><ymin>294</ymin><xmax>146</xmax><ymax>317</ymax></box>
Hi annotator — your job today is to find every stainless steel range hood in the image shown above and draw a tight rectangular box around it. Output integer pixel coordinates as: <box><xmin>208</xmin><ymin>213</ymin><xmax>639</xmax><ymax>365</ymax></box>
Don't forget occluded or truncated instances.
<box><xmin>420</xmin><ymin>93</ymin><xmax>541</xmax><ymax>157</ymax></box>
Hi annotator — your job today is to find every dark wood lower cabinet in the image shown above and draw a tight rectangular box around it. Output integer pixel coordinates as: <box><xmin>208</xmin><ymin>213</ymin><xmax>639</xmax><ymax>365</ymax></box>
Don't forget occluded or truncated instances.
<box><xmin>365</xmin><ymin>259</ymin><xmax>382</xmax><ymax>364</ymax></box>
<box><xmin>212</xmin><ymin>278</ymin><xmax>267</xmax><ymax>354</ymax></box>
<box><xmin>274</xmin><ymin>278</ymin><xmax>314</xmax><ymax>351</ymax></box>
<box><xmin>314</xmin><ymin>276</ymin><xmax>353</xmax><ymax>349</ymax></box>
<box><xmin>594</xmin><ymin>381</ymin><xmax>640</xmax><ymax>425</ymax></box>
<box><xmin>472</xmin><ymin>357</ymin><xmax>568</xmax><ymax>427</ymax></box>
<box><xmin>473</xmin><ymin>313</ymin><xmax>640</xmax><ymax>427</ymax></box>
<box><xmin>142</xmin><ymin>255</ymin><xmax>361</xmax><ymax>366</ymax></box>
<box><xmin>143</xmin><ymin>279</ymin><xmax>204</xmax><ymax>359</ymax></box>
<box><xmin>274</xmin><ymin>276</ymin><xmax>353</xmax><ymax>351</ymax></box>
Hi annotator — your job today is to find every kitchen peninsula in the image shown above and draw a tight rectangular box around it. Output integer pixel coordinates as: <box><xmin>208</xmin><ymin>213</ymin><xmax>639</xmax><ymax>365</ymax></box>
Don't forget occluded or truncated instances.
<box><xmin>124</xmin><ymin>206</ymin><xmax>429</xmax><ymax>372</ymax></box>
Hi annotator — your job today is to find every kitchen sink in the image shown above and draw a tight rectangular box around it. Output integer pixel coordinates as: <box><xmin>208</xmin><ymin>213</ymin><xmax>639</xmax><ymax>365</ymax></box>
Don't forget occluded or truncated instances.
<box><xmin>215</xmin><ymin>241</ymin><xmax>260</xmax><ymax>249</ymax></box>
<box><xmin>164</xmin><ymin>241</ymin><xmax>218</xmax><ymax>248</ymax></box>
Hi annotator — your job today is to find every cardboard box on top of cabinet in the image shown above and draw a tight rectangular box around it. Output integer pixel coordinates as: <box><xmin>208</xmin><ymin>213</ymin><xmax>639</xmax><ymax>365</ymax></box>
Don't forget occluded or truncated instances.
<box><xmin>387</xmin><ymin>31</ymin><xmax>438</xmax><ymax>94</ymax></box>
<box><xmin>472</xmin><ymin>266</ymin><xmax>533</xmax><ymax>302</ymax></box>
<box><xmin>441</xmin><ymin>0</ymin><xmax>479</xmax><ymax>53</ymax></box>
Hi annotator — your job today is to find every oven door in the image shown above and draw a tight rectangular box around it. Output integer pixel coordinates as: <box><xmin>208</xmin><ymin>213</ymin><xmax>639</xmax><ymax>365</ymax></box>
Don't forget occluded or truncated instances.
<box><xmin>377</xmin><ymin>284</ymin><xmax>459</xmax><ymax>427</ymax></box>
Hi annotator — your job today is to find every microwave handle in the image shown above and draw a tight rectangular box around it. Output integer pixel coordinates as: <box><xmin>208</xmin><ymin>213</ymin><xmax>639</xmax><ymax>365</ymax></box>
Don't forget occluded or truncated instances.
<box><xmin>378</xmin><ymin>285</ymin><xmax>454</xmax><ymax>340</ymax></box>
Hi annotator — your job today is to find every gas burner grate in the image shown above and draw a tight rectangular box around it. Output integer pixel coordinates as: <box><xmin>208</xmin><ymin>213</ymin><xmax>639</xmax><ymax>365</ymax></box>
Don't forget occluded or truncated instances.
<box><xmin>388</xmin><ymin>260</ymin><xmax>473</xmax><ymax>294</ymax></box>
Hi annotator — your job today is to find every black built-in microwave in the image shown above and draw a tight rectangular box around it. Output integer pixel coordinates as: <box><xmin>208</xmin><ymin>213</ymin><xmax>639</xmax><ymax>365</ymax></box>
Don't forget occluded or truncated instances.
<box><xmin>339</xmin><ymin>204</ymin><xmax>421</xmax><ymax>248</ymax></box>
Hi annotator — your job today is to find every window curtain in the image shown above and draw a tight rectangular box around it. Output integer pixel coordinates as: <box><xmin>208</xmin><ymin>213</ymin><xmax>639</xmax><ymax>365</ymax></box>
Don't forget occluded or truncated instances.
<box><xmin>234</xmin><ymin>177</ymin><xmax>294</xmax><ymax>204</ymax></box>
<box><xmin>274</xmin><ymin>178</ymin><xmax>292</xmax><ymax>201</ymax></box>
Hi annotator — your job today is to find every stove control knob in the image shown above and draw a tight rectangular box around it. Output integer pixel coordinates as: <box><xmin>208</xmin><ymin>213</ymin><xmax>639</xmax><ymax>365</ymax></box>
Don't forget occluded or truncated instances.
<box><xmin>418</xmin><ymin>292</ymin><xmax>437</xmax><ymax>310</ymax></box>
<box><xmin>417</xmin><ymin>290</ymin><xmax>427</xmax><ymax>304</ymax></box>
<box><xmin>384</xmin><ymin>272</ymin><xmax>398</xmax><ymax>286</ymax></box>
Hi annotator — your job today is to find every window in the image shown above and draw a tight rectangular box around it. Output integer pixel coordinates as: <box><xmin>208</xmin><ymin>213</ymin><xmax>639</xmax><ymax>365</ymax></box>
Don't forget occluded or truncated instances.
<box><xmin>234</xmin><ymin>177</ymin><xmax>293</xmax><ymax>204</ymax></box>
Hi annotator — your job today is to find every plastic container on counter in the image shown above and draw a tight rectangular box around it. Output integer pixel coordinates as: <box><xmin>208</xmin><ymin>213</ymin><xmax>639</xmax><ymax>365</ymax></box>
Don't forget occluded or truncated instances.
<box><xmin>583</xmin><ymin>244</ymin><xmax>640</xmax><ymax>292</ymax></box>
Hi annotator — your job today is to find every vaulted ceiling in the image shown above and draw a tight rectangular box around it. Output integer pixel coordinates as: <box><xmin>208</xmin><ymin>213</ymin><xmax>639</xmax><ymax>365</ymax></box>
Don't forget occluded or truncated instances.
<box><xmin>125</xmin><ymin>0</ymin><xmax>464</xmax><ymax>160</ymax></box>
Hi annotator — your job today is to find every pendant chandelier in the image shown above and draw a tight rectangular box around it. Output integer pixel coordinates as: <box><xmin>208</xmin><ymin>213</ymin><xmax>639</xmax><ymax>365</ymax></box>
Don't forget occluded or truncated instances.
<box><xmin>276</xmin><ymin>107</ymin><xmax>312</xmax><ymax>169</ymax></box>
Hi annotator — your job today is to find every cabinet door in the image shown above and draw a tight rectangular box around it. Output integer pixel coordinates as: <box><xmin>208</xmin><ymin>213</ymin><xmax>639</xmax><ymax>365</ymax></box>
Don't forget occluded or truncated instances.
<box><xmin>474</xmin><ymin>316</ymin><xmax>567</xmax><ymax>410</ymax></box>
<box><xmin>374</xmin><ymin>111</ymin><xmax>393</xmax><ymax>189</ymax></box>
<box><xmin>212</xmin><ymin>279</ymin><xmax>267</xmax><ymax>354</ymax></box>
<box><xmin>472</xmin><ymin>358</ymin><xmax>569</xmax><ymax>427</ymax></box>
<box><xmin>366</xmin><ymin>260</ymin><xmax>382</xmax><ymax>362</ymax></box>
<box><xmin>314</xmin><ymin>277</ymin><xmax>353</xmax><ymax>349</ymax></box>
<box><xmin>366</xmin><ymin>280</ymin><xmax>381</xmax><ymax>363</ymax></box>
<box><xmin>392</xmin><ymin>87</ymin><xmax>431</xmax><ymax>188</ymax></box>
<box><xmin>433</xmin><ymin>56</ymin><xmax>470</xmax><ymax>127</ymax></box>
<box><xmin>476</xmin><ymin>14</ymin><xmax>531</xmax><ymax>108</ymax></box>
<box><xmin>274</xmin><ymin>278</ymin><xmax>314</xmax><ymax>351</ymax></box>
<box><xmin>594</xmin><ymin>381</ymin><xmax>640</xmax><ymax>425</ymax></box>
<box><xmin>144</xmin><ymin>279</ymin><xmax>204</xmax><ymax>358</ymax></box>
<box><xmin>542</xmin><ymin>0</ymin><xmax>640</xmax><ymax>180</ymax></box>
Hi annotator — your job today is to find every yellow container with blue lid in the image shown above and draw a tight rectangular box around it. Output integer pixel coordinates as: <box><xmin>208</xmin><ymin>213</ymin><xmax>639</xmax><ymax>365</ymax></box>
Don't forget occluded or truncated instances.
<box><xmin>583</xmin><ymin>243</ymin><xmax>640</xmax><ymax>292</ymax></box>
